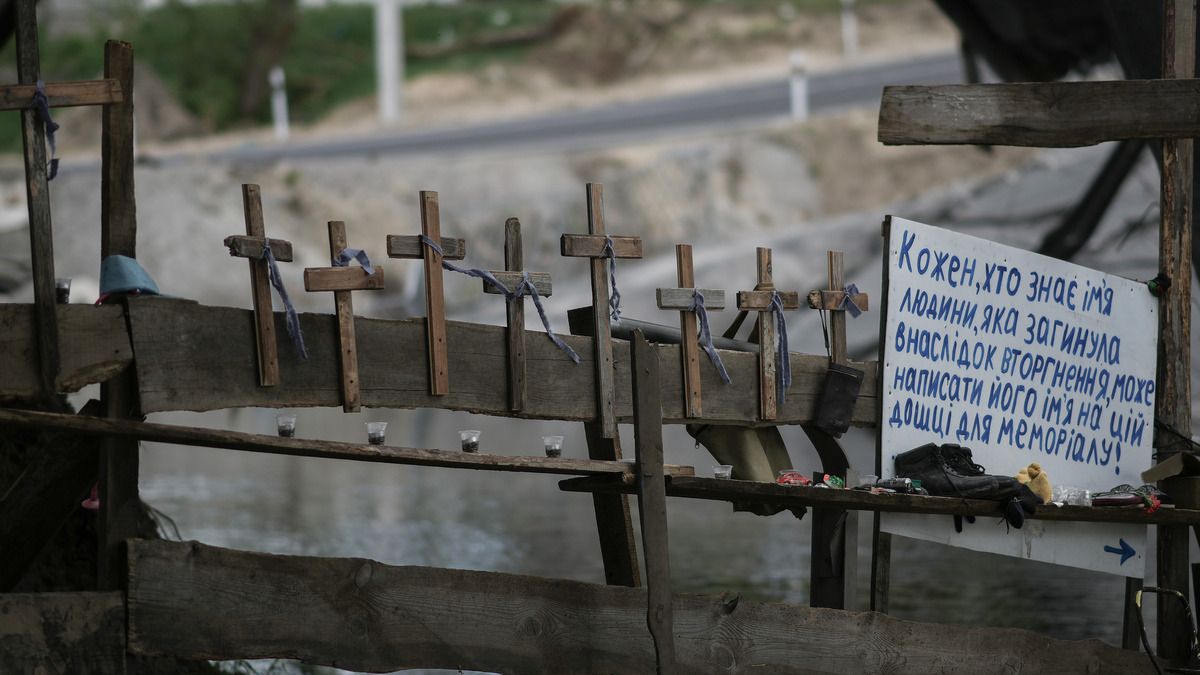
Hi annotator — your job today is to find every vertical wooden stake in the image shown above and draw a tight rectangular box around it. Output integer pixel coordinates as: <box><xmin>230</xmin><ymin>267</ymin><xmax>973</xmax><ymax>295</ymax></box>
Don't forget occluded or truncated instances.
<box><xmin>242</xmin><ymin>184</ymin><xmax>279</xmax><ymax>387</ymax></box>
<box><xmin>504</xmin><ymin>218</ymin><xmax>527</xmax><ymax>411</ymax></box>
<box><xmin>755</xmin><ymin>248</ymin><xmax>776</xmax><ymax>419</ymax></box>
<box><xmin>827</xmin><ymin>251</ymin><xmax>847</xmax><ymax>366</ymax></box>
<box><xmin>630</xmin><ymin>331</ymin><xmax>676</xmax><ymax>675</ymax></box>
<box><xmin>1156</xmin><ymin>0</ymin><xmax>1194</xmax><ymax>663</ymax></box>
<box><xmin>420</xmin><ymin>191</ymin><xmax>450</xmax><ymax>396</ymax></box>
<box><xmin>676</xmin><ymin>245</ymin><xmax>701</xmax><ymax>416</ymax></box>
<box><xmin>587</xmin><ymin>184</ymin><xmax>618</xmax><ymax>438</ymax></box>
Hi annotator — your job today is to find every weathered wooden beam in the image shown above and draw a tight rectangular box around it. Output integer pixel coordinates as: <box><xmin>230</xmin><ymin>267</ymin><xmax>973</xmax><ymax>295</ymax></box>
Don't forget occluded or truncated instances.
<box><xmin>630</xmin><ymin>333</ymin><xmax>676</xmax><ymax>674</ymax></box>
<box><xmin>560</xmin><ymin>233</ymin><xmax>643</xmax><ymax>258</ymax></box>
<box><xmin>386</xmin><ymin>234</ymin><xmax>466</xmax><ymax>260</ymax></box>
<box><xmin>0</xmin><ymin>407</ymin><xmax>697</xmax><ymax>478</ymax></box>
<box><xmin>126</xmin><ymin>540</ymin><xmax>1154</xmax><ymax>675</ymax></box>
<box><xmin>101</xmin><ymin>40</ymin><xmax>136</xmax><ymax>261</ymax></box>
<box><xmin>0</xmin><ymin>400</ymin><xmax>103</xmax><ymax>591</ymax></box>
<box><xmin>806</xmin><ymin>290</ymin><xmax>869</xmax><ymax>312</ymax></box>
<box><xmin>0</xmin><ymin>304</ymin><xmax>133</xmax><ymax>401</ymax></box>
<box><xmin>125</xmin><ymin>299</ymin><xmax>881</xmax><ymax>426</ymax></box>
<box><xmin>224</xmin><ymin>234</ymin><xmax>293</xmax><ymax>262</ymax></box>
<box><xmin>232</xmin><ymin>184</ymin><xmax>282</xmax><ymax>387</ymax></box>
<box><xmin>0</xmin><ymin>79</ymin><xmax>123</xmax><ymax>110</ymax></box>
<box><xmin>481</xmin><ymin>270</ymin><xmax>553</xmax><ymax>296</ymax></box>
<box><xmin>656</xmin><ymin>287</ymin><xmax>725</xmax><ymax>311</ymax></box>
<box><xmin>735</xmin><ymin>290</ymin><xmax>800</xmax><ymax>311</ymax></box>
<box><xmin>420</xmin><ymin>191</ymin><xmax>450</xmax><ymax>395</ymax></box>
<box><xmin>558</xmin><ymin>475</ymin><xmax>1200</xmax><ymax>526</ymax></box>
<box><xmin>502</xmin><ymin>219</ymin><xmax>527</xmax><ymax>412</ymax></box>
<box><xmin>0</xmin><ymin>592</ymin><xmax>126</xmax><ymax>675</ymax></box>
<box><xmin>583</xmin><ymin>420</ymin><xmax>642</xmax><ymax>587</ymax></box>
<box><xmin>302</xmin><ymin>266</ymin><xmax>386</xmax><ymax>292</ymax></box>
<box><xmin>878</xmin><ymin>79</ymin><xmax>1200</xmax><ymax>147</ymax></box>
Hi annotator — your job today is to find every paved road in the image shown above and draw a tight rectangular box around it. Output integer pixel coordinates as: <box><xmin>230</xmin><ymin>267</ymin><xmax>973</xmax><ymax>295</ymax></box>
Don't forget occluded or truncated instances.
<box><xmin>208</xmin><ymin>50</ymin><xmax>963</xmax><ymax>164</ymax></box>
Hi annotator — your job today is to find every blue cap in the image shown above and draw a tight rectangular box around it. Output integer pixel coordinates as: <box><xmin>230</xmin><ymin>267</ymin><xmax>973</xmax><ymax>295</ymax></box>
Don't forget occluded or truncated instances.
<box><xmin>98</xmin><ymin>255</ymin><xmax>161</xmax><ymax>299</ymax></box>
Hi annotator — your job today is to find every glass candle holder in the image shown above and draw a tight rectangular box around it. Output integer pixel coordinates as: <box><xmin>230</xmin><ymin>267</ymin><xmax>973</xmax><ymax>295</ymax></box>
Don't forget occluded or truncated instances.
<box><xmin>276</xmin><ymin>414</ymin><xmax>297</xmax><ymax>438</ymax></box>
<box><xmin>542</xmin><ymin>435</ymin><xmax>564</xmax><ymax>458</ymax></box>
<box><xmin>859</xmin><ymin>474</ymin><xmax>879</xmax><ymax>488</ymax></box>
<box><xmin>460</xmin><ymin>429</ymin><xmax>481</xmax><ymax>453</ymax></box>
<box><xmin>713</xmin><ymin>464</ymin><xmax>733</xmax><ymax>480</ymax></box>
<box><xmin>366</xmin><ymin>421</ymin><xmax>388</xmax><ymax>445</ymax></box>
<box><xmin>55</xmin><ymin>277</ymin><xmax>71</xmax><ymax>304</ymax></box>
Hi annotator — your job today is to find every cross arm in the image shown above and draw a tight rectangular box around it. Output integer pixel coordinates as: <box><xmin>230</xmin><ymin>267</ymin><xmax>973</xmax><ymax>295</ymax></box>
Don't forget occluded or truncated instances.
<box><xmin>806</xmin><ymin>289</ymin><xmax>868</xmax><ymax>312</ymax></box>
<box><xmin>0</xmin><ymin>79</ymin><xmax>123</xmax><ymax>111</ymax></box>
<box><xmin>656</xmin><ymin>288</ymin><xmax>726</xmax><ymax>311</ymax></box>
<box><xmin>387</xmin><ymin>235</ymin><xmax>466</xmax><ymax>260</ymax></box>
<box><xmin>482</xmin><ymin>271</ymin><xmax>552</xmax><ymax>296</ymax></box>
<box><xmin>736</xmin><ymin>290</ymin><xmax>800</xmax><ymax>311</ymax></box>
<box><xmin>303</xmin><ymin>267</ymin><xmax>386</xmax><ymax>292</ymax></box>
<box><xmin>560</xmin><ymin>234</ymin><xmax>642</xmax><ymax>258</ymax></box>
<box><xmin>224</xmin><ymin>235</ymin><xmax>293</xmax><ymax>262</ymax></box>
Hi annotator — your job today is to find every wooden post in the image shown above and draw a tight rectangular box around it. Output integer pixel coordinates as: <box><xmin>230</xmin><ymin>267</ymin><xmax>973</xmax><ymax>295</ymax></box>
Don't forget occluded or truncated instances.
<box><xmin>303</xmin><ymin>221</ymin><xmax>385</xmax><ymax>413</ymax></box>
<box><xmin>224</xmin><ymin>184</ymin><xmax>296</xmax><ymax>387</ymax></box>
<box><xmin>480</xmin><ymin>218</ymin><xmax>553</xmax><ymax>412</ymax></box>
<box><xmin>560</xmin><ymin>183</ymin><xmax>643</xmax><ymax>438</ymax></box>
<box><xmin>655</xmin><ymin>244</ymin><xmax>726</xmax><ymax>418</ymax></box>
<box><xmin>1156</xmin><ymin>0</ymin><xmax>1194</xmax><ymax>663</ymax></box>
<box><xmin>583</xmin><ymin>420</ymin><xmax>642</xmax><ymax>588</ymax></box>
<box><xmin>97</xmin><ymin>38</ymin><xmax>140</xmax><ymax>596</ymax></box>
<box><xmin>630</xmin><ymin>331</ymin><xmax>676</xmax><ymax>674</ymax></box>
<box><xmin>735</xmin><ymin>247</ymin><xmax>800</xmax><ymax>420</ymax></box>
<box><xmin>15</xmin><ymin>0</ymin><xmax>58</xmax><ymax>399</ymax></box>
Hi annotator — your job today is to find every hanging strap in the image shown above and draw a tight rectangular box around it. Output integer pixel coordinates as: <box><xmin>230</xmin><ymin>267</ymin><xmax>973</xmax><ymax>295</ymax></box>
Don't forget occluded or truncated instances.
<box><xmin>417</xmin><ymin>234</ymin><xmax>580</xmax><ymax>363</ymax></box>
<box><xmin>689</xmin><ymin>290</ymin><xmax>731</xmax><ymax>384</ymax></box>
<box><xmin>261</xmin><ymin>242</ymin><xmax>308</xmax><ymax>359</ymax></box>
<box><xmin>840</xmin><ymin>283</ymin><xmax>865</xmax><ymax>318</ymax></box>
<box><xmin>769</xmin><ymin>290</ymin><xmax>792</xmax><ymax>401</ymax></box>
<box><xmin>601</xmin><ymin>235</ymin><xmax>622</xmax><ymax>321</ymax></box>
<box><xmin>31</xmin><ymin>81</ymin><xmax>60</xmax><ymax>180</ymax></box>
<box><xmin>333</xmin><ymin>247</ymin><xmax>375</xmax><ymax>274</ymax></box>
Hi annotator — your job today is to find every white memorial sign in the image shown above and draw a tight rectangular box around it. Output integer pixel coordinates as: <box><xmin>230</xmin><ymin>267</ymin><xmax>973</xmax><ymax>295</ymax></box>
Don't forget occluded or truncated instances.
<box><xmin>880</xmin><ymin>216</ymin><xmax>1156</xmax><ymax>577</ymax></box>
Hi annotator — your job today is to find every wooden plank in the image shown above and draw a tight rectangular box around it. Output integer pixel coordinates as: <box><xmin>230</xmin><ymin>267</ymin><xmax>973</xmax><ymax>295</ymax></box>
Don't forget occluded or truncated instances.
<box><xmin>558</xmin><ymin>474</ymin><xmax>1200</xmax><ymax>526</ymax></box>
<box><xmin>670</xmin><ymin>245</ymin><xmax>702</xmax><ymax>417</ymax></box>
<box><xmin>584</xmin><ymin>420</ymin><xmax>641</xmax><ymax>587</ymax></box>
<box><xmin>127</xmin><ymin>540</ymin><xmax>1155</xmax><ymax>675</ymax></box>
<box><xmin>420</xmin><ymin>191</ymin><xmax>450</xmax><ymax>396</ymax></box>
<box><xmin>1156</xmin><ymin>0</ymin><xmax>1195</xmax><ymax>663</ymax></box>
<box><xmin>735</xmin><ymin>290</ymin><xmax>801</xmax><ymax>311</ymax></box>
<box><xmin>0</xmin><ymin>304</ymin><xmax>133</xmax><ymax>400</ymax></box>
<box><xmin>0</xmin><ymin>407</ymin><xmax>696</xmax><ymax>478</ymax></box>
<box><xmin>240</xmin><ymin>184</ymin><xmax>279</xmax><ymax>387</ymax></box>
<box><xmin>16</xmin><ymin>0</ymin><xmax>58</xmax><ymax>400</ymax></box>
<box><xmin>0</xmin><ymin>79</ymin><xmax>123</xmax><ymax>110</ymax></box>
<box><xmin>560</xmin><ymin>233</ymin><xmax>643</xmax><ymax>258</ymax></box>
<box><xmin>878</xmin><ymin>79</ymin><xmax>1200</xmax><ymax>148</ymax></box>
<box><xmin>0</xmin><ymin>592</ymin><xmax>126</xmax><ymax>675</ymax></box>
<box><xmin>386</xmin><ymin>234</ymin><xmax>466</xmax><ymax>260</ymax></box>
<box><xmin>224</xmin><ymin>234</ymin><xmax>294</xmax><ymax>262</ymax></box>
<box><xmin>101</xmin><ymin>41</ymin><xmax>136</xmax><ymax>259</ymax></box>
<box><xmin>755</xmin><ymin>249</ymin><xmax>776</xmax><ymax>420</ymax></box>
<box><xmin>584</xmin><ymin>183</ymin><xmax>617</xmax><ymax>439</ymax></box>
<box><xmin>0</xmin><ymin>400</ymin><xmax>103</xmax><ymax>590</ymax></box>
<box><xmin>125</xmin><ymin>298</ymin><xmax>882</xmax><ymax>426</ymax></box>
<box><xmin>504</xmin><ymin>218</ymin><xmax>527</xmax><ymax>412</ymax></box>
<box><xmin>871</xmin><ymin>217</ymin><xmax>892</xmax><ymax>615</ymax></box>
<box><xmin>326</xmin><ymin>222</ymin><xmax>361</xmax><ymax>412</ymax></box>
<box><xmin>1122</xmin><ymin>577</ymin><xmax>1143</xmax><ymax>651</ymax></box>
<box><xmin>302</xmin><ymin>266</ymin><xmax>387</xmax><ymax>292</ymax></box>
<box><xmin>806</xmin><ymin>289</ymin><xmax>869</xmax><ymax>312</ymax></box>
<box><xmin>483</xmin><ymin>270</ymin><xmax>552</xmax><ymax>296</ymax></box>
<box><xmin>630</xmin><ymin>333</ymin><xmax>676</xmax><ymax>673</ymax></box>
<box><xmin>828</xmin><ymin>251</ymin><xmax>847</xmax><ymax>366</ymax></box>
<box><xmin>656</xmin><ymin>287</ymin><xmax>725</xmax><ymax>311</ymax></box>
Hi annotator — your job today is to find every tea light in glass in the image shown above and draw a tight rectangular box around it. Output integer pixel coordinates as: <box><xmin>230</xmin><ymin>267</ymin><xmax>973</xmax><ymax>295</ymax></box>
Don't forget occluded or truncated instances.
<box><xmin>366</xmin><ymin>421</ymin><xmax>388</xmax><ymax>445</ymax></box>
<box><xmin>542</xmin><ymin>435</ymin><xmax>564</xmax><ymax>458</ymax></box>
<box><xmin>713</xmin><ymin>464</ymin><xmax>733</xmax><ymax>480</ymax></box>
<box><xmin>276</xmin><ymin>414</ymin><xmax>297</xmax><ymax>438</ymax></box>
<box><xmin>460</xmin><ymin>429</ymin><xmax>481</xmax><ymax>453</ymax></box>
<box><xmin>55</xmin><ymin>277</ymin><xmax>71</xmax><ymax>304</ymax></box>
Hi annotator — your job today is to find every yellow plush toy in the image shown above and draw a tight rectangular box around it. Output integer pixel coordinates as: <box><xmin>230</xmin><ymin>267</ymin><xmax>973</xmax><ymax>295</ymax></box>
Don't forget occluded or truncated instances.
<box><xmin>1016</xmin><ymin>462</ymin><xmax>1052</xmax><ymax>504</ymax></box>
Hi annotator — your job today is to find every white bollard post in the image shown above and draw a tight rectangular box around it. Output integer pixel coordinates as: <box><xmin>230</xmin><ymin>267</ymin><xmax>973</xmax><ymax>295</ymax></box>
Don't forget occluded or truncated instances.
<box><xmin>375</xmin><ymin>0</ymin><xmax>402</xmax><ymax>124</ymax></box>
<box><xmin>840</xmin><ymin>0</ymin><xmax>859</xmax><ymax>59</ymax></box>
<box><xmin>790</xmin><ymin>50</ymin><xmax>809</xmax><ymax>121</ymax></box>
<box><xmin>269</xmin><ymin>66</ymin><xmax>289</xmax><ymax>142</ymax></box>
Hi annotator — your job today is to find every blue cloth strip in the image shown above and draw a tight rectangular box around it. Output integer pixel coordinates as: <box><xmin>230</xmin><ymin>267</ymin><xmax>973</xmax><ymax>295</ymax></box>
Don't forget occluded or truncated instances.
<box><xmin>333</xmin><ymin>248</ymin><xmax>374</xmax><ymax>275</ymax></box>
<box><xmin>689</xmin><ymin>290</ymin><xmax>731</xmax><ymax>384</ymax></box>
<box><xmin>840</xmin><ymin>283</ymin><xmax>864</xmax><ymax>318</ymax></box>
<box><xmin>601</xmin><ymin>235</ymin><xmax>622</xmax><ymax>321</ymax></box>
<box><xmin>770</xmin><ymin>290</ymin><xmax>792</xmax><ymax>401</ymax></box>
<box><xmin>32</xmin><ymin>81</ymin><xmax>60</xmax><ymax>180</ymax></box>
<box><xmin>261</xmin><ymin>242</ymin><xmax>308</xmax><ymax>360</ymax></box>
<box><xmin>417</xmin><ymin>234</ymin><xmax>580</xmax><ymax>364</ymax></box>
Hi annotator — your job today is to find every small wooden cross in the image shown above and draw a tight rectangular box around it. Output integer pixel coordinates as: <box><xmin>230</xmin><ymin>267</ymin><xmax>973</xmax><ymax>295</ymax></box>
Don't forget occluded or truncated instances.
<box><xmin>303</xmin><ymin>220</ymin><xmax>385</xmax><ymax>412</ymax></box>
<box><xmin>560</xmin><ymin>182</ymin><xmax>643</xmax><ymax>439</ymax></box>
<box><xmin>656</xmin><ymin>244</ymin><xmax>725</xmax><ymax>418</ymax></box>
<box><xmin>735</xmin><ymin>247</ymin><xmax>800</xmax><ymax>421</ymax></box>
<box><xmin>481</xmin><ymin>217</ymin><xmax>554</xmax><ymax>412</ymax></box>
<box><xmin>223</xmin><ymin>184</ymin><xmax>295</xmax><ymax>388</ymax></box>
<box><xmin>385</xmin><ymin>190</ymin><xmax>466</xmax><ymax>396</ymax></box>
<box><xmin>806</xmin><ymin>250</ymin><xmax>869</xmax><ymax>366</ymax></box>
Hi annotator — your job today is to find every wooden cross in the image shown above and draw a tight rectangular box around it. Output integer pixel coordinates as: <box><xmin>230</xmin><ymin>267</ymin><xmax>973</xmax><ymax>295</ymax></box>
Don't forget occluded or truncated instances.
<box><xmin>481</xmin><ymin>217</ymin><xmax>554</xmax><ymax>412</ymax></box>
<box><xmin>560</xmin><ymin>182</ymin><xmax>643</xmax><ymax>439</ymax></box>
<box><xmin>735</xmin><ymin>247</ymin><xmax>800</xmax><ymax>421</ymax></box>
<box><xmin>805</xmin><ymin>250</ymin><xmax>869</xmax><ymax>366</ymax></box>
<box><xmin>385</xmin><ymin>190</ymin><xmax>466</xmax><ymax>396</ymax></box>
<box><xmin>655</xmin><ymin>244</ymin><xmax>725</xmax><ymax>418</ymax></box>
<box><xmin>223</xmin><ymin>184</ymin><xmax>296</xmax><ymax>387</ymax></box>
<box><xmin>303</xmin><ymin>221</ymin><xmax>385</xmax><ymax>413</ymax></box>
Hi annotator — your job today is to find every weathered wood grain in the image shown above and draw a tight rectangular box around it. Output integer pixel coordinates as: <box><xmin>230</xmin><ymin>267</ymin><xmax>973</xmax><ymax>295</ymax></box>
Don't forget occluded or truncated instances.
<box><xmin>0</xmin><ymin>79</ymin><xmax>123</xmax><ymax>110</ymax></box>
<box><xmin>419</xmin><ymin>191</ymin><xmax>450</xmax><ymax>396</ymax></box>
<box><xmin>560</xmin><ymin>233</ymin><xmax>643</xmax><ymax>258</ymax></box>
<box><xmin>125</xmin><ymin>298</ymin><xmax>881</xmax><ymax>426</ymax></box>
<box><xmin>236</xmin><ymin>184</ymin><xmax>280</xmax><ymax>387</ymax></box>
<box><xmin>630</xmin><ymin>333</ymin><xmax>676</xmax><ymax>674</ymax></box>
<box><xmin>386</xmin><ymin>234</ymin><xmax>466</xmax><ymax>260</ymax></box>
<box><xmin>660</xmin><ymin>245</ymin><xmax>703</xmax><ymax>418</ymax></box>
<box><xmin>0</xmin><ymin>304</ymin><xmax>132</xmax><ymax>400</ymax></box>
<box><xmin>807</xmin><ymin>289</ymin><xmax>869</xmax><ymax>312</ymax></box>
<box><xmin>482</xmin><ymin>270</ymin><xmax>553</xmax><ymax>296</ymax></box>
<box><xmin>224</xmin><ymin>234</ymin><xmax>294</xmax><ymax>262</ymax></box>
<box><xmin>0</xmin><ymin>592</ymin><xmax>126</xmax><ymax>675</ymax></box>
<box><xmin>656</xmin><ymin>287</ymin><xmax>725</xmax><ymax>311</ymax></box>
<box><xmin>828</xmin><ymin>251</ymin><xmax>847</xmax><ymax>366</ymax></box>
<box><xmin>101</xmin><ymin>40</ymin><xmax>136</xmax><ymax>260</ymax></box>
<box><xmin>581</xmin><ymin>183</ymin><xmax>618</xmax><ymax>438</ymax></box>
<box><xmin>0</xmin><ymin>407</ymin><xmax>696</xmax><ymax>478</ymax></box>
<box><xmin>303</xmin><ymin>266</ymin><xmax>386</xmax><ymax>292</ymax></box>
<box><xmin>878</xmin><ymin>79</ymin><xmax>1200</xmax><ymax>148</ymax></box>
<box><xmin>503</xmin><ymin>218</ymin><xmax>527</xmax><ymax>411</ymax></box>
<box><xmin>735</xmin><ymin>289</ymin><xmax>800</xmax><ymax>311</ymax></box>
<box><xmin>583</xmin><ymin>420</ymin><xmax>641</xmax><ymax>587</ymax></box>
<box><xmin>126</xmin><ymin>540</ymin><xmax>1154</xmax><ymax>675</ymax></box>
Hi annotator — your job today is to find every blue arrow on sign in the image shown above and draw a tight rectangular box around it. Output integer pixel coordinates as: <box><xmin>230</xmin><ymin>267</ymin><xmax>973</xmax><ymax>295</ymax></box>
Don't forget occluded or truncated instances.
<box><xmin>1104</xmin><ymin>538</ymin><xmax>1137</xmax><ymax>565</ymax></box>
